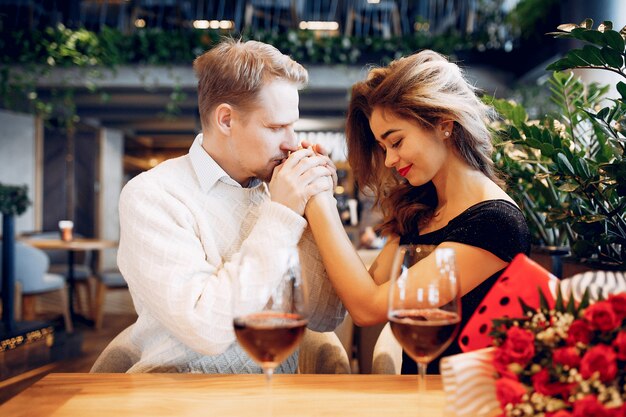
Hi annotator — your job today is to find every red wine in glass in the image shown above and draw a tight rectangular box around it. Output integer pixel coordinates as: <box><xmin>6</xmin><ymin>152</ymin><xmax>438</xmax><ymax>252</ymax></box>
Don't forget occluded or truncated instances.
<box><xmin>234</xmin><ymin>311</ymin><xmax>307</xmax><ymax>372</ymax></box>
<box><xmin>387</xmin><ymin>245</ymin><xmax>461</xmax><ymax>388</ymax></box>
<box><xmin>389</xmin><ymin>309</ymin><xmax>460</xmax><ymax>364</ymax></box>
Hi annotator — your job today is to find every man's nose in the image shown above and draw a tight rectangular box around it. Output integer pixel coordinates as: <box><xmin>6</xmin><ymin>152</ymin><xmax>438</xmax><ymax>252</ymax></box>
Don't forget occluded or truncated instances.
<box><xmin>280</xmin><ymin>127</ymin><xmax>298</xmax><ymax>151</ymax></box>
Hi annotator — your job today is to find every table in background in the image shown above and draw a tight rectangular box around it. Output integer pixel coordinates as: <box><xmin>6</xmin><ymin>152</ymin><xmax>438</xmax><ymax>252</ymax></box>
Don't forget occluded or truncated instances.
<box><xmin>0</xmin><ymin>374</ymin><xmax>445</xmax><ymax>417</ymax></box>
<box><xmin>19</xmin><ymin>238</ymin><xmax>117</xmax><ymax>326</ymax></box>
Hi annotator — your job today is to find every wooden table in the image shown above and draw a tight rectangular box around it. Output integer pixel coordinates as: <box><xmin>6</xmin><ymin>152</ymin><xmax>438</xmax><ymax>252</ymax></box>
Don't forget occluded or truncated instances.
<box><xmin>0</xmin><ymin>374</ymin><xmax>446</xmax><ymax>417</ymax></box>
<box><xmin>20</xmin><ymin>238</ymin><xmax>117</xmax><ymax>326</ymax></box>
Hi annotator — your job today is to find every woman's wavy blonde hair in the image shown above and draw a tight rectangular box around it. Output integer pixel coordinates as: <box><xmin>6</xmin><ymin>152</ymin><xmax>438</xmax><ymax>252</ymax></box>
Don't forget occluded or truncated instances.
<box><xmin>346</xmin><ymin>50</ymin><xmax>502</xmax><ymax>237</ymax></box>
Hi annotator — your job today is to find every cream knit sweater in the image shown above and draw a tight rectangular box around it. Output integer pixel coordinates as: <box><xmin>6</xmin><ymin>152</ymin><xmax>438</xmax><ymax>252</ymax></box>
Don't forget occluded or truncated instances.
<box><xmin>116</xmin><ymin>134</ymin><xmax>346</xmax><ymax>373</ymax></box>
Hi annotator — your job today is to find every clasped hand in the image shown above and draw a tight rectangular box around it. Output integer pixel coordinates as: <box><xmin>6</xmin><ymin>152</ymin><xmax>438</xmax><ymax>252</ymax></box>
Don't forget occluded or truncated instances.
<box><xmin>269</xmin><ymin>144</ymin><xmax>336</xmax><ymax>216</ymax></box>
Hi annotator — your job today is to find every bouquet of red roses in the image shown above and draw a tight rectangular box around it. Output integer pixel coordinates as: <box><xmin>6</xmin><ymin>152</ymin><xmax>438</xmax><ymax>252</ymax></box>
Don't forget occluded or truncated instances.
<box><xmin>491</xmin><ymin>287</ymin><xmax>626</xmax><ymax>417</ymax></box>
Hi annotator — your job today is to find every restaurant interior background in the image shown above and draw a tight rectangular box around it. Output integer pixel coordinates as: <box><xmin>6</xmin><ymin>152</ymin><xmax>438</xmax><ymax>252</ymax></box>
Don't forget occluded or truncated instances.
<box><xmin>0</xmin><ymin>0</ymin><xmax>625</xmax><ymax>401</ymax></box>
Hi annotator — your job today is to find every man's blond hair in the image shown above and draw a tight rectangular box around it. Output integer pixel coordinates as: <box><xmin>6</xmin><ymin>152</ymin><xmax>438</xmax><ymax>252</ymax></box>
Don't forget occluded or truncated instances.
<box><xmin>193</xmin><ymin>38</ymin><xmax>308</xmax><ymax>129</ymax></box>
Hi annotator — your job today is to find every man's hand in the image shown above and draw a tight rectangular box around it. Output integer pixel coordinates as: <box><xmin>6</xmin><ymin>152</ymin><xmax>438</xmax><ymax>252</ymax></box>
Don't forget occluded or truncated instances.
<box><xmin>269</xmin><ymin>148</ymin><xmax>334</xmax><ymax>216</ymax></box>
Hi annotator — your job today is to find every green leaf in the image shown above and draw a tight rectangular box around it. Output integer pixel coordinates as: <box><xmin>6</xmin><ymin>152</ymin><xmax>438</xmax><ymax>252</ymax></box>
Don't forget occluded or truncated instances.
<box><xmin>580</xmin><ymin>214</ymin><xmax>607</xmax><ymax>223</ymax></box>
<box><xmin>511</xmin><ymin>105</ymin><xmax>527</xmax><ymax>126</ymax></box>
<box><xmin>555</xmin><ymin>284</ymin><xmax>564</xmax><ymax>312</ymax></box>
<box><xmin>557</xmin><ymin>23</ymin><xmax>579</xmax><ymax>32</ymax></box>
<box><xmin>580</xmin><ymin>19</ymin><xmax>593</xmax><ymax>29</ymax></box>
<box><xmin>517</xmin><ymin>296</ymin><xmax>535</xmax><ymax>316</ymax></box>
<box><xmin>598</xmin><ymin>21</ymin><xmax>613</xmax><ymax>32</ymax></box>
<box><xmin>580</xmin><ymin>45</ymin><xmax>606</xmax><ymax>65</ymax></box>
<box><xmin>601</xmin><ymin>47</ymin><xmax>624</xmax><ymax>68</ymax></box>
<box><xmin>596</xmin><ymin>107</ymin><xmax>610</xmax><ymax>120</ymax></box>
<box><xmin>579</xmin><ymin>30</ymin><xmax>606</xmax><ymax>46</ymax></box>
<box><xmin>538</xmin><ymin>288</ymin><xmax>551</xmax><ymax>312</ymax></box>
<box><xmin>548</xmin><ymin>32</ymin><xmax>576</xmax><ymax>40</ymax></box>
<box><xmin>546</xmin><ymin>210</ymin><xmax>570</xmax><ymax>222</ymax></box>
<box><xmin>541</xmin><ymin>128</ymin><xmax>552</xmax><ymax>144</ymax></box>
<box><xmin>578</xmin><ymin>287</ymin><xmax>591</xmax><ymax>313</ymax></box>
<box><xmin>509</xmin><ymin>126</ymin><xmax>522</xmax><ymax>140</ymax></box>
<box><xmin>546</xmin><ymin>58</ymin><xmax>575</xmax><ymax>71</ymax></box>
<box><xmin>604</xmin><ymin>30</ymin><xmax>625</xmax><ymax>51</ymax></box>
<box><xmin>556</xmin><ymin>153</ymin><xmax>576</xmax><ymax>176</ymax></box>
<box><xmin>526</xmin><ymin>138</ymin><xmax>542</xmax><ymax>149</ymax></box>
<box><xmin>566</xmin><ymin>293</ymin><xmax>577</xmax><ymax>315</ymax></box>
<box><xmin>529</xmin><ymin>125</ymin><xmax>542</xmax><ymax>140</ymax></box>
<box><xmin>617</xmin><ymin>81</ymin><xmax>626</xmax><ymax>101</ymax></box>
<box><xmin>575</xmin><ymin>158</ymin><xmax>591</xmax><ymax>179</ymax></box>
<box><xmin>558</xmin><ymin>183</ymin><xmax>579</xmax><ymax>192</ymax></box>
<box><xmin>572</xmin><ymin>239</ymin><xmax>597</xmax><ymax>258</ymax></box>
<box><xmin>539</xmin><ymin>143</ymin><xmax>555</xmax><ymax>157</ymax></box>
<box><xmin>596</xmin><ymin>286</ymin><xmax>605</xmax><ymax>301</ymax></box>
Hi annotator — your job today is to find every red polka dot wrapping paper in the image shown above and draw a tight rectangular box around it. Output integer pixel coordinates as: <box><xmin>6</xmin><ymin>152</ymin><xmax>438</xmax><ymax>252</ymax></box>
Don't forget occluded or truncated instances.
<box><xmin>459</xmin><ymin>253</ymin><xmax>560</xmax><ymax>352</ymax></box>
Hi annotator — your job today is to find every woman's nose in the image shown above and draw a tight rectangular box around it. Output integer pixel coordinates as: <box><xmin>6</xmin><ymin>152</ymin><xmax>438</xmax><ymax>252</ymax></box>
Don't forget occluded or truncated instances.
<box><xmin>384</xmin><ymin>149</ymin><xmax>398</xmax><ymax>168</ymax></box>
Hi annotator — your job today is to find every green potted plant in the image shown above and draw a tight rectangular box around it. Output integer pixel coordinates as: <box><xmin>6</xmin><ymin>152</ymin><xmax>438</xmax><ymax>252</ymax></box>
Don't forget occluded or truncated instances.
<box><xmin>0</xmin><ymin>182</ymin><xmax>31</xmax><ymax>333</ymax></box>
<box><xmin>490</xmin><ymin>19</ymin><xmax>626</xmax><ymax>271</ymax></box>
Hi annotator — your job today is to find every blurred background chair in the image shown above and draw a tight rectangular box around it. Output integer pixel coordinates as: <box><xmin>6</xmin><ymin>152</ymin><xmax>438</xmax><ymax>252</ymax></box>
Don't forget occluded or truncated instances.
<box><xmin>371</xmin><ymin>322</ymin><xmax>402</xmax><ymax>374</ymax></box>
<box><xmin>0</xmin><ymin>241</ymin><xmax>73</xmax><ymax>333</ymax></box>
<box><xmin>94</xmin><ymin>269</ymin><xmax>128</xmax><ymax>330</ymax></box>
<box><xmin>298</xmin><ymin>329</ymin><xmax>351</xmax><ymax>374</ymax></box>
<box><xmin>90</xmin><ymin>325</ymin><xmax>139</xmax><ymax>372</ymax></box>
<box><xmin>21</xmin><ymin>231</ymin><xmax>95</xmax><ymax>318</ymax></box>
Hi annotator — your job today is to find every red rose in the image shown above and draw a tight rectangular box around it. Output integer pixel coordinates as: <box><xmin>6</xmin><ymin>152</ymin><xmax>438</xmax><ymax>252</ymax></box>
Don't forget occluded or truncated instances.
<box><xmin>553</xmin><ymin>346</ymin><xmax>581</xmax><ymax>368</ymax></box>
<box><xmin>493</xmin><ymin>349</ymin><xmax>518</xmax><ymax>380</ymax></box>
<box><xmin>500</xmin><ymin>326</ymin><xmax>535</xmax><ymax>366</ymax></box>
<box><xmin>584</xmin><ymin>301</ymin><xmax>619</xmax><ymax>332</ymax></box>
<box><xmin>531</xmin><ymin>368</ymin><xmax>576</xmax><ymax>399</ymax></box>
<box><xmin>608</xmin><ymin>404</ymin><xmax>626</xmax><ymax>417</ymax></box>
<box><xmin>495</xmin><ymin>377</ymin><xmax>527</xmax><ymax>407</ymax></box>
<box><xmin>580</xmin><ymin>344</ymin><xmax>617</xmax><ymax>382</ymax></box>
<box><xmin>573</xmin><ymin>395</ymin><xmax>611</xmax><ymax>417</ymax></box>
<box><xmin>614</xmin><ymin>331</ymin><xmax>626</xmax><ymax>361</ymax></box>
<box><xmin>546</xmin><ymin>411</ymin><xmax>573</xmax><ymax>417</ymax></box>
<box><xmin>608</xmin><ymin>293</ymin><xmax>626</xmax><ymax>321</ymax></box>
<box><xmin>567</xmin><ymin>320</ymin><xmax>592</xmax><ymax>346</ymax></box>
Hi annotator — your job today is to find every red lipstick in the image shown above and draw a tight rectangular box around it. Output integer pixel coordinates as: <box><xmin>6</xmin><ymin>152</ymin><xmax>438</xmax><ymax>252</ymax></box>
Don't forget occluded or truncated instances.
<box><xmin>398</xmin><ymin>165</ymin><xmax>412</xmax><ymax>177</ymax></box>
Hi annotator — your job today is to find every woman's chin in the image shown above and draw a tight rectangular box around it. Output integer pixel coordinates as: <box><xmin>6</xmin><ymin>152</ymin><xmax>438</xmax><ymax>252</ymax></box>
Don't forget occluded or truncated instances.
<box><xmin>406</xmin><ymin>176</ymin><xmax>427</xmax><ymax>187</ymax></box>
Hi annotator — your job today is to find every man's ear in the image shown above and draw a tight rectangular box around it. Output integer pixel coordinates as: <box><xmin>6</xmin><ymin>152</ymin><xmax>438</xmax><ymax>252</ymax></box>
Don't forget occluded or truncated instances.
<box><xmin>214</xmin><ymin>104</ymin><xmax>233</xmax><ymax>135</ymax></box>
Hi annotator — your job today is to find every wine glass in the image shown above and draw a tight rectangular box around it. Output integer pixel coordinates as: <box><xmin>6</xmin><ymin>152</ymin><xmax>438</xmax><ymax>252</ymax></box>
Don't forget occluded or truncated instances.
<box><xmin>387</xmin><ymin>244</ymin><xmax>461</xmax><ymax>389</ymax></box>
<box><xmin>233</xmin><ymin>249</ymin><xmax>308</xmax><ymax>383</ymax></box>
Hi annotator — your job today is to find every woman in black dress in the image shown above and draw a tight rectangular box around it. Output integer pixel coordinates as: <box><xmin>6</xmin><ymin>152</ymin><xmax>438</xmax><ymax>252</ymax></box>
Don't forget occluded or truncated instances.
<box><xmin>305</xmin><ymin>49</ymin><xmax>531</xmax><ymax>373</ymax></box>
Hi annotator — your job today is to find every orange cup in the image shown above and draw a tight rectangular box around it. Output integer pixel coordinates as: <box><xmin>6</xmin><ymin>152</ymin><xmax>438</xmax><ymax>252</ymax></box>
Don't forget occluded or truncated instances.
<box><xmin>59</xmin><ymin>220</ymin><xmax>74</xmax><ymax>242</ymax></box>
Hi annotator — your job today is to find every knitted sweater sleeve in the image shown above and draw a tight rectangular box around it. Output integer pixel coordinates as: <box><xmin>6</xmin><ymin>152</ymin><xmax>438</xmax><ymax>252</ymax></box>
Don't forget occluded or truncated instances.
<box><xmin>117</xmin><ymin>175</ymin><xmax>308</xmax><ymax>357</ymax></box>
<box><xmin>299</xmin><ymin>226</ymin><xmax>347</xmax><ymax>332</ymax></box>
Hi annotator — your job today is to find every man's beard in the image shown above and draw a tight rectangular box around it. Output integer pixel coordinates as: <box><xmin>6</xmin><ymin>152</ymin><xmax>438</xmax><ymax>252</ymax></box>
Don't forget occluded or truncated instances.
<box><xmin>259</xmin><ymin>154</ymin><xmax>288</xmax><ymax>182</ymax></box>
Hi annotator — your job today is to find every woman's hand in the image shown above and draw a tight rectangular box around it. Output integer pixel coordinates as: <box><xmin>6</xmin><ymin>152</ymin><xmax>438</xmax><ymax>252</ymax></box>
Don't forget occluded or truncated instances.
<box><xmin>299</xmin><ymin>140</ymin><xmax>338</xmax><ymax>189</ymax></box>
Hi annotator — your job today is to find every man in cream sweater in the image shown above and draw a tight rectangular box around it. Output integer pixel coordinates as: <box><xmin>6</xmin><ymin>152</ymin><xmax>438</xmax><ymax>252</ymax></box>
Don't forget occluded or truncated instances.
<box><xmin>93</xmin><ymin>39</ymin><xmax>346</xmax><ymax>373</ymax></box>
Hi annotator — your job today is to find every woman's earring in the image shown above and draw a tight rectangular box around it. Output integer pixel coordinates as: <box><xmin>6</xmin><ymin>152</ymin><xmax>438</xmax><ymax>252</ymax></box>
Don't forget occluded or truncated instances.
<box><xmin>444</xmin><ymin>131</ymin><xmax>450</xmax><ymax>137</ymax></box>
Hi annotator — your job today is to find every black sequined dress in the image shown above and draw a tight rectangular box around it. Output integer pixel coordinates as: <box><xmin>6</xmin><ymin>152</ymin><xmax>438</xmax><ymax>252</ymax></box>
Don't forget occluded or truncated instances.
<box><xmin>398</xmin><ymin>199</ymin><xmax>531</xmax><ymax>374</ymax></box>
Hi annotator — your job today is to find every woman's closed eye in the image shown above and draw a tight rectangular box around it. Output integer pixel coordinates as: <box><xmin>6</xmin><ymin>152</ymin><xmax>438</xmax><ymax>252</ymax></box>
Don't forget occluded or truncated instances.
<box><xmin>390</xmin><ymin>138</ymin><xmax>403</xmax><ymax>149</ymax></box>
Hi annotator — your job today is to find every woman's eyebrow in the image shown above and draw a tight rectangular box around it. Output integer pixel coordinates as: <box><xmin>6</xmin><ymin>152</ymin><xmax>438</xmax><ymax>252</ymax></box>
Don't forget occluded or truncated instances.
<box><xmin>381</xmin><ymin>129</ymin><xmax>401</xmax><ymax>139</ymax></box>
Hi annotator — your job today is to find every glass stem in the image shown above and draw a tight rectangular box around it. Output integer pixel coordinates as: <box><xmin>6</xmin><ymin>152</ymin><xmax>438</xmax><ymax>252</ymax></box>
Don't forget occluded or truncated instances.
<box><xmin>417</xmin><ymin>363</ymin><xmax>427</xmax><ymax>392</ymax></box>
<box><xmin>263</xmin><ymin>367</ymin><xmax>274</xmax><ymax>385</ymax></box>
